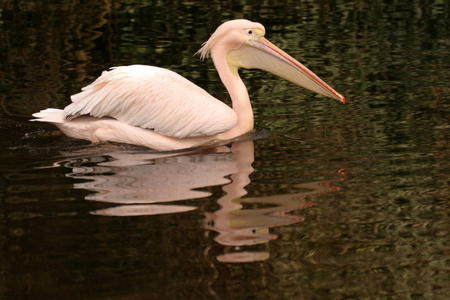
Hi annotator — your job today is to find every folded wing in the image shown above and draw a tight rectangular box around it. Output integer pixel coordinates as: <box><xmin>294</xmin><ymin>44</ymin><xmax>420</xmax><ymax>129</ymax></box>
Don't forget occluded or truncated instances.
<box><xmin>64</xmin><ymin>65</ymin><xmax>237</xmax><ymax>138</ymax></box>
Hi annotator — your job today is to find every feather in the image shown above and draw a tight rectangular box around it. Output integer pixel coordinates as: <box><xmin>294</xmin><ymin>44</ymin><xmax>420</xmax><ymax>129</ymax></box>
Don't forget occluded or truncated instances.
<box><xmin>63</xmin><ymin>65</ymin><xmax>237</xmax><ymax>138</ymax></box>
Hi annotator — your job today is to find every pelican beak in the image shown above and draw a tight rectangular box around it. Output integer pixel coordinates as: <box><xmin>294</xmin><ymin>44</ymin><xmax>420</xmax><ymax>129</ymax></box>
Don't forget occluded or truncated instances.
<box><xmin>228</xmin><ymin>37</ymin><xmax>346</xmax><ymax>103</ymax></box>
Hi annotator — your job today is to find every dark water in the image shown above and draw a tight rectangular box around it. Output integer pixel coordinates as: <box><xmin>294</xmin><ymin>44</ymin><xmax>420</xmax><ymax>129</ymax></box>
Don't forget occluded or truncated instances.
<box><xmin>1</xmin><ymin>1</ymin><xmax>449</xmax><ymax>299</ymax></box>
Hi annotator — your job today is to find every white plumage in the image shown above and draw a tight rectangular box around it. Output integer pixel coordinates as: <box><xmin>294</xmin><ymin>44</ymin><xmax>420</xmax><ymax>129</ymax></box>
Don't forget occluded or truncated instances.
<box><xmin>65</xmin><ymin>65</ymin><xmax>237</xmax><ymax>138</ymax></box>
<box><xmin>32</xmin><ymin>19</ymin><xmax>344</xmax><ymax>151</ymax></box>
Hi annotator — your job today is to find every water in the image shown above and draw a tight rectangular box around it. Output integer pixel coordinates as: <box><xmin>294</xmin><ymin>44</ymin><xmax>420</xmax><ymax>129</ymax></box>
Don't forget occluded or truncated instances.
<box><xmin>1</xmin><ymin>1</ymin><xmax>449</xmax><ymax>299</ymax></box>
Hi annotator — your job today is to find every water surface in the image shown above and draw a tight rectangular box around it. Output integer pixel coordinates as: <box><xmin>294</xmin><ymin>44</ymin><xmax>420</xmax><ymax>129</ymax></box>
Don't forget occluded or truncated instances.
<box><xmin>0</xmin><ymin>1</ymin><xmax>448</xmax><ymax>299</ymax></box>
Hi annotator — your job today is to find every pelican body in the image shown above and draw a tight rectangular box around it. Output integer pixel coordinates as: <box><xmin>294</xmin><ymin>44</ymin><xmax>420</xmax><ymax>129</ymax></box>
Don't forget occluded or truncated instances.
<box><xmin>32</xmin><ymin>19</ymin><xmax>345</xmax><ymax>151</ymax></box>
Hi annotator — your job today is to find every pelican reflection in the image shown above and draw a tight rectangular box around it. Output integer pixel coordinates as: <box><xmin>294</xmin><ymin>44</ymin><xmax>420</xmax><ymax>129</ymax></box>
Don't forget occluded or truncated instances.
<box><xmin>64</xmin><ymin>145</ymin><xmax>235</xmax><ymax>216</ymax></box>
<box><xmin>62</xmin><ymin>141</ymin><xmax>345</xmax><ymax>262</ymax></box>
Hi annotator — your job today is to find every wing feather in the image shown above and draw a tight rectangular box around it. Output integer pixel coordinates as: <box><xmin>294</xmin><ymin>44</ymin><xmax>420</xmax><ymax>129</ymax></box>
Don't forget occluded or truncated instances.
<box><xmin>64</xmin><ymin>65</ymin><xmax>237</xmax><ymax>138</ymax></box>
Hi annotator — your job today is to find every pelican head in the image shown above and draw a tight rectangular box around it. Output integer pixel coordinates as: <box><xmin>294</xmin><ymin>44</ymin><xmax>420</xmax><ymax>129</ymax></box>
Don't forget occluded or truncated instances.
<box><xmin>198</xmin><ymin>19</ymin><xmax>345</xmax><ymax>103</ymax></box>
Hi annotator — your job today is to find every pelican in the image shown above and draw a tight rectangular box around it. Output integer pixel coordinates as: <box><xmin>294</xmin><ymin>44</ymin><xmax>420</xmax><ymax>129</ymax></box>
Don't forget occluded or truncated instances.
<box><xmin>32</xmin><ymin>19</ymin><xmax>345</xmax><ymax>151</ymax></box>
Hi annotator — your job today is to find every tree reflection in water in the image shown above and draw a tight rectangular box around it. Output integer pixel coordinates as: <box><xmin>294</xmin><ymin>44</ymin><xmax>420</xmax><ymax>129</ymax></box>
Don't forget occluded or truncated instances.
<box><xmin>60</xmin><ymin>141</ymin><xmax>346</xmax><ymax>263</ymax></box>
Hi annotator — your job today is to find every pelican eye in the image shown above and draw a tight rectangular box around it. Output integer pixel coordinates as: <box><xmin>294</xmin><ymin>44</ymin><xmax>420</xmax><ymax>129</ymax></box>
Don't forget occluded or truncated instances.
<box><xmin>247</xmin><ymin>29</ymin><xmax>253</xmax><ymax>35</ymax></box>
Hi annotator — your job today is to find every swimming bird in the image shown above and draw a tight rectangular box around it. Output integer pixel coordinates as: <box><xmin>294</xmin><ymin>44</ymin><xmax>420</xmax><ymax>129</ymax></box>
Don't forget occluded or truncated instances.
<box><xmin>32</xmin><ymin>19</ymin><xmax>345</xmax><ymax>151</ymax></box>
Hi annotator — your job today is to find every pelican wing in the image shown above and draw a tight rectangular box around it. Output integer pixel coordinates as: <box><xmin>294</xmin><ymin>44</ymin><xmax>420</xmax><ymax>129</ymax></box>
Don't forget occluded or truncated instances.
<box><xmin>64</xmin><ymin>65</ymin><xmax>237</xmax><ymax>138</ymax></box>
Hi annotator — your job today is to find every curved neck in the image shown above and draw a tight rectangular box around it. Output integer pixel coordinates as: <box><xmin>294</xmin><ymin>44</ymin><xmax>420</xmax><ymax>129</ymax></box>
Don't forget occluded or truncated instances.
<box><xmin>211</xmin><ymin>50</ymin><xmax>254</xmax><ymax>137</ymax></box>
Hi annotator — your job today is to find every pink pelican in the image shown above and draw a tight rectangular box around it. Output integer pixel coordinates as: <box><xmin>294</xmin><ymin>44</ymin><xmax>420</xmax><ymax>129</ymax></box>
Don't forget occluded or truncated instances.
<box><xmin>32</xmin><ymin>19</ymin><xmax>345</xmax><ymax>151</ymax></box>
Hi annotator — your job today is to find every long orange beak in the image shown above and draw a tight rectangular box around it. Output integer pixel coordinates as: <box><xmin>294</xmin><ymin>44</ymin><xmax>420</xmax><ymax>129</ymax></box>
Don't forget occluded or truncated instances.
<box><xmin>229</xmin><ymin>36</ymin><xmax>346</xmax><ymax>103</ymax></box>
